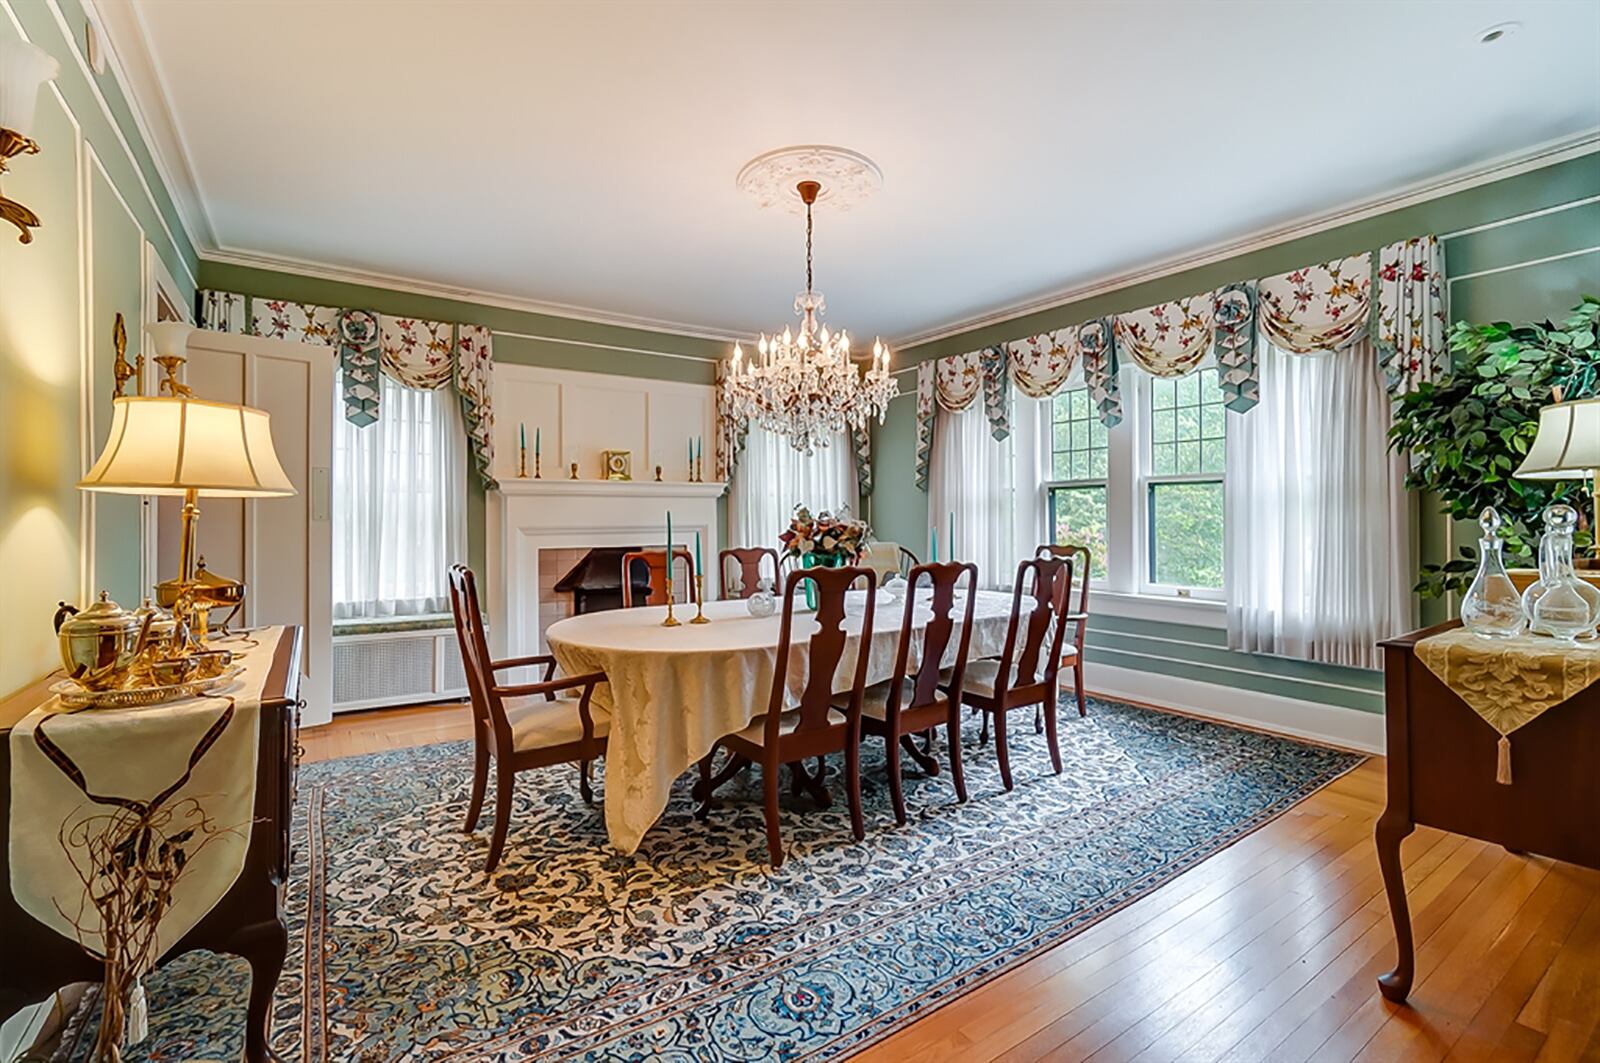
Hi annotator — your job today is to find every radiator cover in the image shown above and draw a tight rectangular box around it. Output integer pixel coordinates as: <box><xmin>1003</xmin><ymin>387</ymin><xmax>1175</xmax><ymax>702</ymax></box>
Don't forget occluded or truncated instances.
<box><xmin>331</xmin><ymin>628</ymin><xmax>468</xmax><ymax>713</ymax></box>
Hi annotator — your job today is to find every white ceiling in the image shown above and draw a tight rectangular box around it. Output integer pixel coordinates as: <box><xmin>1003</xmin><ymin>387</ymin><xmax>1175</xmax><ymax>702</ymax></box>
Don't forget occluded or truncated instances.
<box><xmin>115</xmin><ymin>0</ymin><xmax>1600</xmax><ymax>343</ymax></box>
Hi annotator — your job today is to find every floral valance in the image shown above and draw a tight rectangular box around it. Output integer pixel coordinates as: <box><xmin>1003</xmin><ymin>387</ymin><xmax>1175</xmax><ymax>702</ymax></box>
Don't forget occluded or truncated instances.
<box><xmin>198</xmin><ymin>290</ymin><xmax>499</xmax><ymax>488</ymax></box>
<box><xmin>1076</xmin><ymin>318</ymin><xmax>1123</xmax><ymax>427</ymax></box>
<box><xmin>1375</xmin><ymin>235</ymin><xmax>1448</xmax><ymax>395</ymax></box>
<box><xmin>1257</xmin><ymin>253</ymin><xmax>1372</xmax><ymax>353</ymax></box>
<box><xmin>1213</xmin><ymin>283</ymin><xmax>1259</xmax><ymax>412</ymax></box>
<box><xmin>934</xmin><ymin>350</ymin><xmax>983</xmax><ymax>412</ymax></box>
<box><xmin>1007</xmin><ymin>330</ymin><xmax>1076</xmax><ymax>398</ymax></box>
<box><xmin>914</xmin><ymin>361</ymin><xmax>936</xmax><ymax>490</ymax></box>
<box><xmin>1115</xmin><ymin>295</ymin><xmax>1213</xmax><ymax>378</ymax></box>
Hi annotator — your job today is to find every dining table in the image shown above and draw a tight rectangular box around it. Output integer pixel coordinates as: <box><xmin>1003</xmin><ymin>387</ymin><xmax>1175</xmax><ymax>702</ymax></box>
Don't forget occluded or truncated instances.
<box><xmin>545</xmin><ymin>588</ymin><xmax>1026</xmax><ymax>853</ymax></box>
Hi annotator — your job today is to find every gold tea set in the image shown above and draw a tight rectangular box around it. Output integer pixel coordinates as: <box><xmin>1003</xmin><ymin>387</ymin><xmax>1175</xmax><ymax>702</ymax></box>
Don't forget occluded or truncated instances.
<box><xmin>51</xmin><ymin>592</ymin><xmax>238</xmax><ymax>709</ymax></box>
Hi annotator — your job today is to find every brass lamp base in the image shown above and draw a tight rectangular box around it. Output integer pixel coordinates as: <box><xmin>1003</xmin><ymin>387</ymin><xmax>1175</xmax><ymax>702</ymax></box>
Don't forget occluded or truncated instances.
<box><xmin>152</xmin><ymin>488</ymin><xmax>245</xmax><ymax>645</ymax></box>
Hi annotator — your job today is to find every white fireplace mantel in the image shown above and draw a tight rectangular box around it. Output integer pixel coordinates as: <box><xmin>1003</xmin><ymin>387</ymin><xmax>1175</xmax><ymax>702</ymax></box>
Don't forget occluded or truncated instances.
<box><xmin>486</xmin><ymin>479</ymin><xmax>726</xmax><ymax>656</ymax></box>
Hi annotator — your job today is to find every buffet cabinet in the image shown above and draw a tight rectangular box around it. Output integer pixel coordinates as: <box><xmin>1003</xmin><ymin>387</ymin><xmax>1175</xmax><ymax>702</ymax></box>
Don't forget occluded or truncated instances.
<box><xmin>0</xmin><ymin>626</ymin><xmax>303</xmax><ymax>1061</ymax></box>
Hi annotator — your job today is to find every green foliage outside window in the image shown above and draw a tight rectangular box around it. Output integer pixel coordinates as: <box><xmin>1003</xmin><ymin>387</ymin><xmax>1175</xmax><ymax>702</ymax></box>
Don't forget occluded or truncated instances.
<box><xmin>1149</xmin><ymin>481</ymin><xmax>1224</xmax><ymax>588</ymax></box>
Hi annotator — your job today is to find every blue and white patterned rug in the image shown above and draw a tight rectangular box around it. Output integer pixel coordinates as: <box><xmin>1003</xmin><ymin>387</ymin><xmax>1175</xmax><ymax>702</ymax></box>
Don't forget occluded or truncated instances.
<box><xmin>74</xmin><ymin>697</ymin><xmax>1361</xmax><ymax>1061</ymax></box>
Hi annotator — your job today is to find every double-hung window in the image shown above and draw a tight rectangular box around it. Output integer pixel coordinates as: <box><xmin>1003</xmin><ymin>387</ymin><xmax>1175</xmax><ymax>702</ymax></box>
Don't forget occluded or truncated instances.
<box><xmin>1043</xmin><ymin>387</ymin><xmax>1109</xmax><ymax>580</ymax></box>
<box><xmin>1140</xmin><ymin>368</ymin><xmax>1226</xmax><ymax>596</ymax></box>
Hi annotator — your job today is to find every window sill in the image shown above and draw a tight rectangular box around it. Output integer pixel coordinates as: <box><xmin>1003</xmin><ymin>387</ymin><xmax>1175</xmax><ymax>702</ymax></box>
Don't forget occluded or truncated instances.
<box><xmin>1087</xmin><ymin>589</ymin><xmax>1225</xmax><ymax>629</ymax></box>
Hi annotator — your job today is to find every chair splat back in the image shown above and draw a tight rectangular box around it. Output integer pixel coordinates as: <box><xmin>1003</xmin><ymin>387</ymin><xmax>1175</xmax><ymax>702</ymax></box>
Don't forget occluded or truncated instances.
<box><xmin>899</xmin><ymin>562</ymin><xmax>978</xmax><ymax>710</ymax></box>
<box><xmin>768</xmin><ymin>565</ymin><xmax>876</xmax><ymax>736</ymax></box>
<box><xmin>1002</xmin><ymin>556</ymin><xmax>1075</xmax><ymax>689</ymax></box>
<box><xmin>1037</xmin><ymin>543</ymin><xmax>1092</xmax><ymax>644</ymax></box>
<box><xmin>720</xmin><ymin>547</ymin><xmax>780</xmax><ymax>599</ymax></box>
<box><xmin>447</xmin><ymin>564</ymin><xmax>507</xmax><ymax>741</ymax></box>
<box><xmin>621</xmin><ymin>548</ymin><xmax>698</xmax><ymax>607</ymax></box>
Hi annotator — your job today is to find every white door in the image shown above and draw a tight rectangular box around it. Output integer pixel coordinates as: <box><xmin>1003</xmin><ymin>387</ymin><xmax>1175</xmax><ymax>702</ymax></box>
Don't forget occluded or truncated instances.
<box><xmin>156</xmin><ymin>330</ymin><xmax>334</xmax><ymax>725</ymax></box>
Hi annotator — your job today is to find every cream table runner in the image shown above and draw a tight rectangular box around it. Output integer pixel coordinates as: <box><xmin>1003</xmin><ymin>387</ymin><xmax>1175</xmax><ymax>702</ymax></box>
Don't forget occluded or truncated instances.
<box><xmin>1414</xmin><ymin>627</ymin><xmax>1600</xmax><ymax>784</ymax></box>
<box><xmin>8</xmin><ymin>627</ymin><xmax>282</xmax><ymax>962</ymax></box>
<box><xmin>547</xmin><ymin>590</ymin><xmax>1025</xmax><ymax>853</ymax></box>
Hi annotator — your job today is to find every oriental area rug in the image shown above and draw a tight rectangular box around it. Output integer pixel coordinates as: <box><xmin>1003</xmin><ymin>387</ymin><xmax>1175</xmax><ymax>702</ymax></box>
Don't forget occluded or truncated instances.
<box><xmin>69</xmin><ymin>697</ymin><xmax>1362</xmax><ymax>1061</ymax></box>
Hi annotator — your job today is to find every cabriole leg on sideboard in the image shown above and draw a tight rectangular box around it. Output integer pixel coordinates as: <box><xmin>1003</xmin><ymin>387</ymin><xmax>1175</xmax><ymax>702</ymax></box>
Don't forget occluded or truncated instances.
<box><xmin>1375</xmin><ymin>811</ymin><xmax>1416</xmax><ymax>1003</ymax></box>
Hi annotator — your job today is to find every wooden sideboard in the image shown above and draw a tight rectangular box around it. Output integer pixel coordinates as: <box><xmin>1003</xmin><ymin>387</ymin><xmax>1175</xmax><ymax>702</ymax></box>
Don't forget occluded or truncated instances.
<box><xmin>1375</xmin><ymin>620</ymin><xmax>1600</xmax><ymax>1003</ymax></box>
<box><xmin>0</xmin><ymin>626</ymin><xmax>302</xmax><ymax>1061</ymax></box>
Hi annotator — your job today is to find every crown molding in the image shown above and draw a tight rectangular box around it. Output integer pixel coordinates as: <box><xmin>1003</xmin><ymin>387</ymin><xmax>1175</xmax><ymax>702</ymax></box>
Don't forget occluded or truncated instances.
<box><xmin>894</xmin><ymin>130</ymin><xmax>1600</xmax><ymax>351</ymax></box>
<box><xmin>199</xmin><ymin>246</ymin><xmax>746</xmax><ymax>343</ymax></box>
<box><xmin>75</xmin><ymin>0</ymin><xmax>214</xmax><ymax>255</ymax></box>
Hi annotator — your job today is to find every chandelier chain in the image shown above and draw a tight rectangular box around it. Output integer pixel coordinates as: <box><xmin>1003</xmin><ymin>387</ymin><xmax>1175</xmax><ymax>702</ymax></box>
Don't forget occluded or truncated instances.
<box><xmin>805</xmin><ymin>200</ymin><xmax>814</xmax><ymax>296</ymax></box>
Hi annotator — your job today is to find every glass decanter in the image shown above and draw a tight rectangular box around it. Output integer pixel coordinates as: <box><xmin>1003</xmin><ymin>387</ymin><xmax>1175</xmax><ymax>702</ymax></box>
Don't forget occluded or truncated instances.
<box><xmin>1460</xmin><ymin>507</ymin><xmax>1527</xmax><ymax>638</ymax></box>
<box><xmin>1522</xmin><ymin>504</ymin><xmax>1600</xmax><ymax>641</ymax></box>
<box><xmin>747</xmin><ymin>577</ymin><xmax>776</xmax><ymax>618</ymax></box>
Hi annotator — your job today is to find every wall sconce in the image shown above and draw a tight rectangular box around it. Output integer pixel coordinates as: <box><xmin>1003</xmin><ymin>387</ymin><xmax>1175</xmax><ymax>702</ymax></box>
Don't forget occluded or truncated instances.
<box><xmin>0</xmin><ymin>37</ymin><xmax>61</xmax><ymax>244</ymax></box>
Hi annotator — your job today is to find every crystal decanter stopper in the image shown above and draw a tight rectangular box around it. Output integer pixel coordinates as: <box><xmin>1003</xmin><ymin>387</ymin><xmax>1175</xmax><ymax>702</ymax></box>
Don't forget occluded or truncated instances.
<box><xmin>1523</xmin><ymin>504</ymin><xmax>1600</xmax><ymax>641</ymax></box>
<box><xmin>1461</xmin><ymin>507</ymin><xmax>1528</xmax><ymax>638</ymax></box>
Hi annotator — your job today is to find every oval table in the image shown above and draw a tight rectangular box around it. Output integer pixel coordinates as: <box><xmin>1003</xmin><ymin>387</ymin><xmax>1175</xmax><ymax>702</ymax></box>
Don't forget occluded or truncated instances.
<box><xmin>546</xmin><ymin>590</ymin><xmax>1024</xmax><ymax>853</ymax></box>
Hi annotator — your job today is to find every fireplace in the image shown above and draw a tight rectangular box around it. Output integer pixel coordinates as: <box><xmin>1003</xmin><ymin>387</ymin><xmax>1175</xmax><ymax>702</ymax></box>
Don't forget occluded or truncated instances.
<box><xmin>554</xmin><ymin>547</ymin><xmax>652</xmax><ymax>614</ymax></box>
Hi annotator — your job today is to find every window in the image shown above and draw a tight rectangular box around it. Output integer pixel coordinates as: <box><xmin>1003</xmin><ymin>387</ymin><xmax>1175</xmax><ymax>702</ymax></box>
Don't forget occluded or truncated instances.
<box><xmin>1043</xmin><ymin>387</ymin><xmax>1108</xmax><ymax>579</ymax></box>
<box><xmin>331</xmin><ymin>372</ymin><xmax>467</xmax><ymax>619</ymax></box>
<box><xmin>1143</xmin><ymin>369</ymin><xmax>1225</xmax><ymax>592</ymax></box>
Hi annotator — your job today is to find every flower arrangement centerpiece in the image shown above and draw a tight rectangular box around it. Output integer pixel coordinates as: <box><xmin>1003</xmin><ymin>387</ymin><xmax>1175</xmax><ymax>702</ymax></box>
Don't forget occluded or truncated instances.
<box><xmin>780</xmin><ymin>505</ymin><xmax>867</xmax><ymax>567</ymax></box>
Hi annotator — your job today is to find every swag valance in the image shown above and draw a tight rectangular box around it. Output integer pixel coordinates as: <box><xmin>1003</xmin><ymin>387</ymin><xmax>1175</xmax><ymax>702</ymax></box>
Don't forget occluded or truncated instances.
<box><xmin>910</xmin><ymin>234</ymin><xmax>1447</xmax><ymax>489</ymax></box>
<box><xmin>198</xmin><ymin>290</ymin><xmax>498</xmax><ymax>489</ymax></box>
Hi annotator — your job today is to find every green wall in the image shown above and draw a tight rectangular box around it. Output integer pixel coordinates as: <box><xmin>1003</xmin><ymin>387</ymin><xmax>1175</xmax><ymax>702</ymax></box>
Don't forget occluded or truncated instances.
<box><xmin>0</xmin><ymin>0</ymin><xmax>198</xmax><ymax>698</ymax></box>
<box><xmin>872</xmin><ymin>152</ymin><xmax>1600</xmax><ymax>715</ymax></box>
<box><xmin>194</xmin><ymin>261</ymin><xmax>732</xmax><ymax>578</ymax></box>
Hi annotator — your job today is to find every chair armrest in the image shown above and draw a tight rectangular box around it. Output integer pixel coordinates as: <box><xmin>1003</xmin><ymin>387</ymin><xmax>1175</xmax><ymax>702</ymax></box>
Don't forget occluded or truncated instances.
<box><xmin>491</xmin><ymin>671</ymin><xmax>609</xmax><ymax>744</ymax></box>
<box><xmin>1062</xmin><ymin>612</ymin><xmax>1089</xmax><ymax>622</ymax></box>
<box><xmin>492</xmin><ymin>654</ymin><xmax>557</xmax><ymax>671</ymax></box>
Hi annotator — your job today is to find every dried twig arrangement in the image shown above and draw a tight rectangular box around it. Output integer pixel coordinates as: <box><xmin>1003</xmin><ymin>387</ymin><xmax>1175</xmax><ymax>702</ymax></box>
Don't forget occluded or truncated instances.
<box><xmin>34</xmin><ymin>699</ymin><xmax>242</xmax><ymax>1062</ymax></box>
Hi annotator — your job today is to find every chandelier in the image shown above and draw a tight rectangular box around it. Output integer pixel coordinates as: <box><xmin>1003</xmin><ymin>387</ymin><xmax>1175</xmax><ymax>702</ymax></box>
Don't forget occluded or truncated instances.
<box><xmin>722</xmin><ymin>179</ymin><xmax>898</xmax><ymax>454</ymax></box>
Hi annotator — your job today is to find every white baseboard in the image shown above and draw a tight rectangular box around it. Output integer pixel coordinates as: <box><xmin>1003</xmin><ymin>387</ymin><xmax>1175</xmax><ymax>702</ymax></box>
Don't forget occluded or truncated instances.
<box><xmin>1081</xmin><ymin>661</ymin><xmax>1386</xmax><ymax>755</ymax></box>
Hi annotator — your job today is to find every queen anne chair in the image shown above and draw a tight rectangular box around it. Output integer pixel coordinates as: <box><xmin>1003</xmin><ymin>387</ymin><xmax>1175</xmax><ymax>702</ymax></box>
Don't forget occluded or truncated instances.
<box><xmin>719</xmin><ymin>546</ymin><xmax>780</xmax><ymax>600</ymax></box>
<box><xmin>841</xmin><ymin>561</ymin><xmax>978</xmax><ymax>825</ymax></box>
<box><xmin>694</xmin><ymin>565</ymin><xmax>877</xmax><ymax>867</ymax></box>
<box><xmin>944</xmin><ymin>555</ymin><xmax>1076</xmax><ymax>791</ymax></box>
<box><xmin>447</xmin><ymin>565</ymin><xmax>609</xmax><ymax>873</ymax></box>
<box><xmin>1036</xmin><ymin>543</ymin><xmax>1092</xmax><ymax>718</ymax></box>
<box><xmin>620</xmin><ymin>548</ymin><xmax>698</xmax><ymax>607</ymax></box>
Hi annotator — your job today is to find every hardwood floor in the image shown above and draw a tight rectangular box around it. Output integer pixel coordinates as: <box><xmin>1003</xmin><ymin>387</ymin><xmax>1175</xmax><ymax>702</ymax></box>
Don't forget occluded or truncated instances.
<box><xmin>302</xmin><ymin>702</ymin><xmax>1600</xmax><ymax>1063</ymax></box>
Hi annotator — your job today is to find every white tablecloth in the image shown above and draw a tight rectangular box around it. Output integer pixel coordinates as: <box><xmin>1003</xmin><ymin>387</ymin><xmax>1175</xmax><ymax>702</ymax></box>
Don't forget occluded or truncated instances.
<box><xmin>546</xmin><ymin>590</ymin><xmax>1023</xmax><ymax>853</ymax></box>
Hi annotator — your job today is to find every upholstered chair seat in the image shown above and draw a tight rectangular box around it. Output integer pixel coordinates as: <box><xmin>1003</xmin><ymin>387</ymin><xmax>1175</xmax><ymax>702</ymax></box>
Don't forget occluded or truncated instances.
<box><xmin>844</xmin><ymin>679</ymin><xmax>952</xmax><ymax>721</ymax></box>
<box><xmin>506</xmin><ymin>696</ymin><xmax>614</xmax><ymax>752</ymax></box>
<box><xmin>732</xmin><ymin>707</ymin><xmax>846</xmax><ymax>746</ymax></box>
<box><xmin>944</xmin><ymin>650</ymin><xmax>1071</xmax><ymax>699</ymax></box>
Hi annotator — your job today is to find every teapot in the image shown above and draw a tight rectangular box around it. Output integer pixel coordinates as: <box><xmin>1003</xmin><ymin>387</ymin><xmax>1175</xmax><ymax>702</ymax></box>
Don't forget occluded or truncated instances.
<box><xmin>53</xmin><ymin>592</ymin><xmax>153</xmax><ymax>691</ymax></box>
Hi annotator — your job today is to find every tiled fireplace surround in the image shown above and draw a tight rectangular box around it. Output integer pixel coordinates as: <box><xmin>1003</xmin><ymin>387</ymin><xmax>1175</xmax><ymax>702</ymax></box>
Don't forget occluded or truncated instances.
<box><xmin>486</xmin><ymin>479</ymin><xmax>726</xmax><ymax>658</ymax></box>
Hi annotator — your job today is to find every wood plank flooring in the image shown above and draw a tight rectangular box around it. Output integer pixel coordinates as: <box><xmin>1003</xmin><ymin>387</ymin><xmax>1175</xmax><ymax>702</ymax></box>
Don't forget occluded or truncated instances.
<box><xmin>301</xmin><ymin>701</ymin><xmax>1600</xmax><ymax>1063</ymax></box>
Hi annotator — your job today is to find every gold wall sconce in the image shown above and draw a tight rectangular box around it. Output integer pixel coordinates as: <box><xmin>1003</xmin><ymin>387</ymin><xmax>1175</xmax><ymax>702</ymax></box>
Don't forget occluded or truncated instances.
<box><xmin>0</xmin><ymin>37</ymin><xmax>61</xmax><ymax>244</ymax></box>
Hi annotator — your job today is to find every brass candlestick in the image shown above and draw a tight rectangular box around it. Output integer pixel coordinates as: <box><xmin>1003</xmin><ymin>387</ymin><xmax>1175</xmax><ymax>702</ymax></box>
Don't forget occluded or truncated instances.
<box><xmin>690</xmin><ymin>574</ymin><xmax>710</xmax><ymax>623</ymax></box>
<box><xmin>695</xmin><ymin>453</ymin><xmax>704</xmax><ymax>483</ymax></box>
<box><xmin>569</xmin><ymin>461</ymin><xmax>579</xmax><ymax>480</ymax></box>
<box><xmin>518</xmin><ymin>443</ymin><xmax>528</xmax><ymax>478</ymax></box>
<box><xmin>534</xmin><ymin>452</ymin><xmax>542</xmax><ymax>479</ymax></box>
<box><xmin>654</xmin><ymin>465</ymin><xmax>663</xmax><ymax>482</ymax></box>
<box><xmin>661</xmin><ymin>572</ymin><xmax>682</xmax><ymax>627</ymax></box>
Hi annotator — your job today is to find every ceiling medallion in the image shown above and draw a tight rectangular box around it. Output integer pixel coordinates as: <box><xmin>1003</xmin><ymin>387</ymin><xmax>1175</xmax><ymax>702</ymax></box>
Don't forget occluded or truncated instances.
<box><xmin>722</xmin><ymin>174</ymin><xmax>898</xmax><ymax>454</ymax></box>
<box><xmin>735</xmin><ymin>145</ymin><xmax>884</xmax><ymax>213</ymax></box>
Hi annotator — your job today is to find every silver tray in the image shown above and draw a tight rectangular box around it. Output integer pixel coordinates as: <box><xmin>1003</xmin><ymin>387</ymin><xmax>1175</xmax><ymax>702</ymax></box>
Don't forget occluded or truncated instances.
<box><xmin>50</xmin><ymin>665</ymin><xmax>246</xmax><ymax>710</ymax></box>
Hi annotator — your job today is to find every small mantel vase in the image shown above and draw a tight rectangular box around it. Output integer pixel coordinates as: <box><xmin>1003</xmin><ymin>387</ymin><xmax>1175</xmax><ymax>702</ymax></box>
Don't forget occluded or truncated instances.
<box><xmin>1460</xmin><ymin>507</ymin><xmax>1527</xmax><ymax>639</ymax></box>
<box><xmin>1522</xmin><ymin>504</ymin><xmax>1600</xmax><ymax>641</ymax></box>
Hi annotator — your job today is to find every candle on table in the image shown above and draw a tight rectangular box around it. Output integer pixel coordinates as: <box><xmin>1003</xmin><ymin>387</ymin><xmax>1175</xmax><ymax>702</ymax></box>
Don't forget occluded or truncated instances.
<box><xmin>666</xmin><ymin>510</ymin><xmax>673</xmax><ymax>561</ymax></box>
<box><xmin>695</xmin><ymin>530</ymin><xmax>703</xmax><ymax>580</ymax></box>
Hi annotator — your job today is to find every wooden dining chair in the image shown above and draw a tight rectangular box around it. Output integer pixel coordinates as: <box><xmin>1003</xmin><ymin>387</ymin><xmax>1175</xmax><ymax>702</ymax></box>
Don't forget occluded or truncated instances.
<box><xmin>447</xmin><ymin>565</ymin><xmax>609</xmax><ymax>872</ymax></box>
<box><xmin>1036</xmin><ymin>543</ymin><xmax>1092</xmax><ymax>718</ymax></box>
<box><xmin>842</xmin><ymin>561</ymin><xmax>978</xmax><ymax>825</ymax></box>
<box><xmin>719</xmin><ymin>546</ymin><xmax>780</xmax><ymax>600</ymax></box>
<box><xmin>619</xmin><ymin>548</ymin><xmax>697</xmax><ymax>607</ymax></box>
<box><xmin>943</xmin><ymin>555</ymin><xmax>1076</xmax><ymax>792</ymax></box>
<box><xmin>694</xmin><ymin>564</ymin><xmax>877</xmax><ymax>867</ymax></box>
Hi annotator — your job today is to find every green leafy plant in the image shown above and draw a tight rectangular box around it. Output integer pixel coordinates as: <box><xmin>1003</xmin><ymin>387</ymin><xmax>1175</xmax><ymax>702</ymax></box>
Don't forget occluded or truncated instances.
<box><xmin>1388</xmin><ymin>296</ymin><xmax>1597</xmax><ymax>598</ymax></box>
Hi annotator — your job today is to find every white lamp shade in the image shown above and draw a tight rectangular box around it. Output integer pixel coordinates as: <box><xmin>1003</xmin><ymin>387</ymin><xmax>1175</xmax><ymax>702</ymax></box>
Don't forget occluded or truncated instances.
<box><xmin>79</xmin><ymin>396</ymin><xmax>297</xmax><ymax>497</ymax></box>
<box><xmin>145</xmin><ymin>320</ymin><xmax>195</xmax><ymax>360</ymax></box>
<box><xmin>1513</xmin><ymin>397</ymin><xmax>1600</xmax><ymax>480</ymax></box>
<box><xmin>0</xmin><ymin>38</ymin><xmax>59</xmax><ymax>138</ymax></box>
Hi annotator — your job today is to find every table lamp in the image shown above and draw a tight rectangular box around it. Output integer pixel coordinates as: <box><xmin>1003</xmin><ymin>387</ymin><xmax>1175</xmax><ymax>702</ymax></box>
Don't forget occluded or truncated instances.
<box><xmin>77</xmin><ymin>323</ymin><xmax>297</xmax><ymax>639</ymax></box>
<box><xmin>1514</xmin><ymin>396</ymin><xmax>1599</xmax><ymax>568</ymax></box>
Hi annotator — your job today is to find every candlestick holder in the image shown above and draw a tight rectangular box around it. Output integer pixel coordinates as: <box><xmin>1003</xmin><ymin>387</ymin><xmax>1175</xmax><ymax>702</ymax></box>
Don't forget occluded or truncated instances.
<box><xmin>687</xmin><ymin>457</ymin><xmax>695</xmax><ymax>482</ymax></box>
<box><xmin>654</xmin><ymin>464</ymin><xmax>663</xmax><ymax>482</ymax></box>
<box><xmin>695</xmin><ymin>454</ymin><xmax>704</xmax><ymax>483</ymax></box>
<box><xmin>569</xmin><ymin>462</ymin><xmax>579</xmax><ymax>480</ymax></box>
<box><xmin>661</xmin><ymin>573</ymin><xmax>682</xmax><ymax>627</ymax></box>
<box><xmin>690</xmin><ymin>574</ymin><xmax>710</xmax><ymax>623</ymax></box>
<box><xmin>517</xmin><ymin>444</ymin><xmax>528</xmax><ymax>479</ymax></box>
<box><xmin>534</xmin><ymin>452</ymin><xmax>542</xmax><ymax>479</ymax></box>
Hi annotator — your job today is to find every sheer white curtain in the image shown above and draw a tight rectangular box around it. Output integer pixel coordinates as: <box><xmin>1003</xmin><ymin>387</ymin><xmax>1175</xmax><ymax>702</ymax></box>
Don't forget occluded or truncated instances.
<box><xmin>332</xmin><ymin>372</ymin><xmax>468</xmax><ymax>619</ymax></box>
<box><xmin>929</xmin><ymin>398</ymin><xmax>1045</xmax><ymax>590</ymax></box>
<box><xmin>730</xmin><ymin>426</ymin><xmax>858</xmax><ymax>551</ymax></box>
<box><xmin>1225</xmin><ymin>337</ymin><xmax>1415</xmax><ymax>669</ymax></box>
